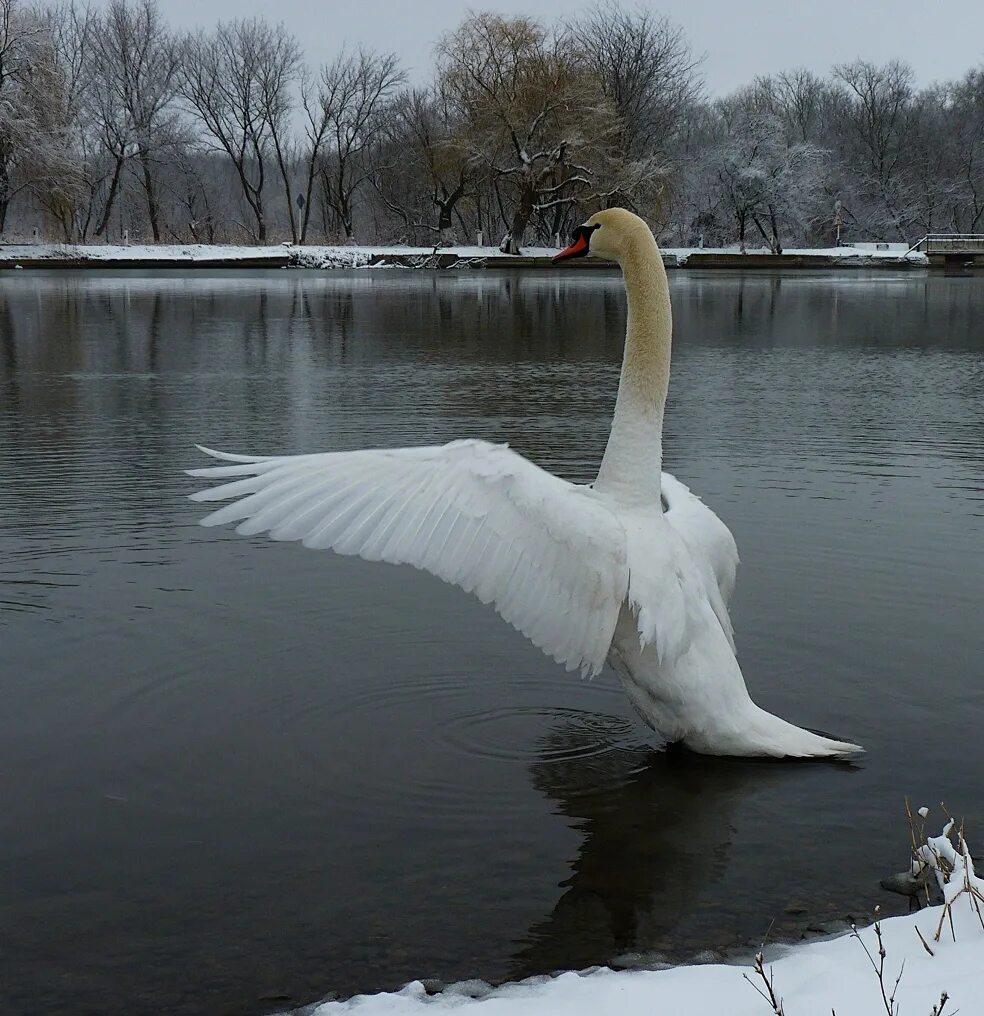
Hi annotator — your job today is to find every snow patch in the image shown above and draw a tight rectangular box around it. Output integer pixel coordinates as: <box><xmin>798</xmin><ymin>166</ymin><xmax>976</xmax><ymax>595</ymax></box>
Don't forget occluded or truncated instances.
<box><xmin>288</xmin><ymin>247</ymin><xmax>373</xmax><ymax>269</ymax></box>
<box><xmin>667</xmin><ymin>244</ymin><xmax>929</xmax><ymax>265</ymax></box>
<box><xmin>0</xmin><ymin>241</ymin><xmax>929</xmax><ymax>267</ymax></box>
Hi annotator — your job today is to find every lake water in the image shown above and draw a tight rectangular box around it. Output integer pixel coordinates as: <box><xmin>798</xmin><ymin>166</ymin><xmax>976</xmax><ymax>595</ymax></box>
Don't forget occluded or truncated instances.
<box><xmin>1</xmin><ymin>268</ymin><xmax>983</xmax><ymax>1016</ymax></box>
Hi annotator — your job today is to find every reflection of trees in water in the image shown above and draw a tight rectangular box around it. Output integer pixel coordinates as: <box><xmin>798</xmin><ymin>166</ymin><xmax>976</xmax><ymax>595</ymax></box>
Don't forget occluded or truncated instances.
<box><xmin>345</xmin><ymin>273</ymin><xmax>616</xmax><ymax>365</ymax></box>
<box><xmin>731</xmin><ymin>276</ymin><xmax>782</xmax><ymax>325</ymax></box>
<box><xmin>671</xmin><ymin>276</ymin><xmax>984</xmax><ymax>474</ymax></box>
<box><xmin>0</xmin><ymin>296</ymin><xmax>17</xmax><ymax>376</ymax></box>
<box><xmin>2</xmin><ymin>273</ymin><xmax>983</xmax><ymax>473</ymax></box>
<box><xmin>510</xmin><ymin>719</ymin><xmax>813</xmax><ymax>979</ymax></box>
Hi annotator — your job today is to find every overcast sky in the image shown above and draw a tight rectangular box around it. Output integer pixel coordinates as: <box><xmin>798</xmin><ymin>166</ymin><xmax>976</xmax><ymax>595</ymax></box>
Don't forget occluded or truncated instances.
<box><xmin>143</xmin><ymin>0</ymin><xmax>983</xmax><ymax>94</ymax></box>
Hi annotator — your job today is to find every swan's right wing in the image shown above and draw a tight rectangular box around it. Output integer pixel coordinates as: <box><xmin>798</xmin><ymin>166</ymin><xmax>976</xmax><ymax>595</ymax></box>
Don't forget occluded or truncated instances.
<box><xmin>662</xmin><ymin>472</ymin><xmax>738</xmax><ymax>603</ymax></box>
<box><xmin>661</xmin><ymin>472</ymin><xmax>739</xmax><ymax>651</ymax></box>
<box><xmin>187</xmin><ymin>439</ymin><xmax>628</xmax><ymax>676</ymax></box>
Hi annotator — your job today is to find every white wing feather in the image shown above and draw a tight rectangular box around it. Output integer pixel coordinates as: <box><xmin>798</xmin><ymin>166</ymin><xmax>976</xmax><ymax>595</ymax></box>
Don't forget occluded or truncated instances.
<box><xmin>661</xmin><ymin>471</ymin><xmax>739</xmax><ymax>649</ymax></box>
<box><xmin>187</xmin><ymin>439</ymin><xmax>629</xmax><ymax>676</ymax></box>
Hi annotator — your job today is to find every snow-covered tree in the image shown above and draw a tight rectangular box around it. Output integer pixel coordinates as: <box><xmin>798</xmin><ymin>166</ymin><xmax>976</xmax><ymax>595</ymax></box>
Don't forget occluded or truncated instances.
<box><xmin>710</xmin><ymin>107</ymin><xmax>826</xmax><ymax>253</ymax></box>
<box><xmin>0</xmin><ymin>0</ymin><xmax>85</xmax><ymax>235</ymax></box>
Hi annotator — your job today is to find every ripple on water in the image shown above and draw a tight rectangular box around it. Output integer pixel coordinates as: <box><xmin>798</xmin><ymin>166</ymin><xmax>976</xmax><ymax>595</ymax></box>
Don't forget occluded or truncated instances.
<box><xmin>278</xmin><ymin>667</ymin><xmax>648</xmax><ymax>823</ymax></box>
<box><xmin>442</xmin><ymin>705</ymin><xmax>639</xmax><ymax>764</ymax></box>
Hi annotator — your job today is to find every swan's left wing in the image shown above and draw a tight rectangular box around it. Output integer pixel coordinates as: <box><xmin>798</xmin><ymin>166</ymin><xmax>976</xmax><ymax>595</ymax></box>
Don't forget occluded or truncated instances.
<box><xmin>187</xmin><ymin>439</ymin><xmax>628</xmax><ymax>676</ymax></box>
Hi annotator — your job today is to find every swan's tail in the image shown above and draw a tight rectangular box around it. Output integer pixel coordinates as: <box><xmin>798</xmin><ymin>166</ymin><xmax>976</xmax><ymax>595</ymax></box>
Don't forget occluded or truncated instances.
<box><xmin>687</xmin><ymin>705</ymin><xmax>863</xmax><ymax>759</ymax></box>
<box><xmin>742</xmin><ymin>707</ymin><xmax>862</xmax><ymax>759</ymax></box>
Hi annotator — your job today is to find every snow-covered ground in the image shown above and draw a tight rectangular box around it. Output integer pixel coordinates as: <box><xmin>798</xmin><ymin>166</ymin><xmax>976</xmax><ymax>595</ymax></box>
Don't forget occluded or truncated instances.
<box><xmin>670</xmin><ymin>243</ymin><xmax>928</xmax><ymax>265</ymax></box>
<box><xmin>0</xmin><ymin>241</ymin><xmax>928</xmax><ymax>267</ymax></box>
<box><xmin>0</xmin><ymin>242</ymin><xmax>381</xmax><ymax>267</ymax></box>
<box><xmin>0</xmin><ymin>242</ymin><xmax>556</xmax><ymax>266</ymax></box>
<box><xmin>312</xmin><ymin>821</ymin><xmax>981</xmax><ymax>1016</ymax></box>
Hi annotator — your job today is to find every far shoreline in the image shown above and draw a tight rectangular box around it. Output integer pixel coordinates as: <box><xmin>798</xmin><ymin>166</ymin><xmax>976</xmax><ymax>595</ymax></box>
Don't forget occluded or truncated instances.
<box><xmin>0</xmin><ymin>242</ymin><xmax>931</xmax><ymax>272</ymax></box>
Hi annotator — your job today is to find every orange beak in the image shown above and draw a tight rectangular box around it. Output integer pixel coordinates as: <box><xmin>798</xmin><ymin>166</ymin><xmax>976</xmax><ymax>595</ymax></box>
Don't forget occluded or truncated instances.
<box><xmin>552</xmin><ymin>232</ymin><xmax>591</xmax><ymax>263</ymax></box>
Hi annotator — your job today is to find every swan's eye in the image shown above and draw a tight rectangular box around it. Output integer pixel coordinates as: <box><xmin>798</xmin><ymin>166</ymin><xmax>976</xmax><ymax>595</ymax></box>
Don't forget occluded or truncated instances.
<box><xmin>571</xmin><ymin>223</ymin><xmax>600</xmax><ymax>246</ymax></box>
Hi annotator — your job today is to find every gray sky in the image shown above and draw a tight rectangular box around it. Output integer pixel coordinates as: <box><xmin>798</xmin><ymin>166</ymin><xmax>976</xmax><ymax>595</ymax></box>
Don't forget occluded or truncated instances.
<box><xmin>148</xmin><ymin>0</ymin><xmax>984</xmax><ymax>93</ymax></box>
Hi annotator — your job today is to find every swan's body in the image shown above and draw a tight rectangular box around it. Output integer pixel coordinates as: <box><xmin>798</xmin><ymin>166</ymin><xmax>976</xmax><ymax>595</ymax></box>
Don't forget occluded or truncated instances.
<box><xmin>188</xmin><ymin>208</ymin><xmax>860</xmax><ymax>758</ymax></box>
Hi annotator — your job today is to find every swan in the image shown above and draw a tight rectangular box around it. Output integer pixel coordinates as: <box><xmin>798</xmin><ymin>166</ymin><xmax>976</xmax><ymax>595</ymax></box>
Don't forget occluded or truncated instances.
<box><xmin>187</xmin><ymin>208</ymin><xmax>861</xmax><ymax>758</ymax></box>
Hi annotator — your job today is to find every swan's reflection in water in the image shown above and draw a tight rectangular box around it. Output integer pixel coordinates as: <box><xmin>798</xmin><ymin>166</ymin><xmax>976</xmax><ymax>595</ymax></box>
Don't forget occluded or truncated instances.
<box><xmin>511</xmin><ymin>718</ymin><xmax>852</xmax><ymax>978</ymax></box>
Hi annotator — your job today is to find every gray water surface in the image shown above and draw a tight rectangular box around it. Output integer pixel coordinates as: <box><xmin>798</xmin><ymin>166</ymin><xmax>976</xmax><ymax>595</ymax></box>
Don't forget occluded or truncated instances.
<box><xmin>1</xmin><ymin>269</ymin><xmax>983</xmax><ymax>1016</ymax></box>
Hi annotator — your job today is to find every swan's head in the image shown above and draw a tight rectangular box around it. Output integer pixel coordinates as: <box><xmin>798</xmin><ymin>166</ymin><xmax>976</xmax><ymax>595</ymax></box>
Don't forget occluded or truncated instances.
<box><xmin>552</xmin><ymin>208</ymin><xmax>656</xmax><ymax>265</ymax></box>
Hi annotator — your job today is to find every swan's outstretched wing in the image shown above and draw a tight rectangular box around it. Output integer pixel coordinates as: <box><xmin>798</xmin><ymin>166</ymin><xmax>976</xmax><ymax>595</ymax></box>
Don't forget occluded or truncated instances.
<box><xmin>188</xmin><ymin>439</ymin><xmax>628</xmax><ymax>676</ymax></box>
<box><xmin>661</xmin><ymin>472</ymin><xmax>739</xmax><ymax>649</ymax></box>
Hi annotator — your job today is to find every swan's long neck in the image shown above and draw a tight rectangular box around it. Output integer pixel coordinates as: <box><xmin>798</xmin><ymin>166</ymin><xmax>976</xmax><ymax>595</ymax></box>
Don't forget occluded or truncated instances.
<box><xmin>595</xmin><ymin>236</ymin><xmax>671</xmax><ymax>504</ymax></box>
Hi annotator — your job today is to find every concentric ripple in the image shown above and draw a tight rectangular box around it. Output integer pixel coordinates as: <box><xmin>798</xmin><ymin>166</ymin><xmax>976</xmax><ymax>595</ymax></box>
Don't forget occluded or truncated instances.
<box><xmin>274</xmin><ymin>658</ymin><xmax>647</xmax><ymax>824</ymax></box>
<box><xmin>441</xmin><ymin>705</ymin><xmax>639</xmax><ymax>764</ymax></box>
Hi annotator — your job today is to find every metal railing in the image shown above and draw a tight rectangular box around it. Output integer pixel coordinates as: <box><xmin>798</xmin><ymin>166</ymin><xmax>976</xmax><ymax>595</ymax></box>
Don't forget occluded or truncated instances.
<box><xmin>906</xmin><ymin>234</ymin><xmax>984</xmax><ymax>255</ymax></box>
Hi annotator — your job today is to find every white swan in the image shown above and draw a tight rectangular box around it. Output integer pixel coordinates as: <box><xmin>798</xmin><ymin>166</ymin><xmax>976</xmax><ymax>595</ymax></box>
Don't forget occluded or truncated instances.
<box><xmin>187</xmin><ymin>208</ymin><xmax>861</xmax><ymax>758</ymax></box>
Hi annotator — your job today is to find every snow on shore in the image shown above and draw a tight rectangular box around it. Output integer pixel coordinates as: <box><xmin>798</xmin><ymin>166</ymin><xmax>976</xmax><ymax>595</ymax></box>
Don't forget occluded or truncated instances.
<box><xmin>0</xmin><ymin>242</ymin><xmax>382</xmax><ymax>267</ymax></box>
<box><xmin>312</xmin><ymin>821</ymin><xmax>982</xmax><ymax>1016</ymax></box>
<box><xmin>0</xmin><ymin>242</ymin><xmax>556</xmax><ymax>266</ymax></box>
<box><xmin>0</xmin><ymin>241</ymin><xmax>928</xmax><ymax>267</ymax></box>
<box><xmin>670</xmin><ymin>243</ymin><xmax>928</xmax><ymax>264</ymax></box>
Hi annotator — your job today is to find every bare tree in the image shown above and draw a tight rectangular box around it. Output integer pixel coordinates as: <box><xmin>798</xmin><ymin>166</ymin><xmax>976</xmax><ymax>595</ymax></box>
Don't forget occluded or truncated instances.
<box><xmin>835</xmin><ymin>60</ymin><xmax>913</xmax><ymax>187</ymax></box>
<box><xmin>165</xmin><ymin>150</ymin><xmax>222</xmax><ymax>241</ymax></box>
<box><xmin>438</xmin><ymin>12</ymin><xmax>613</xmax><ymax>254</ymax></box>
<box><xmin>771</xmin><ymin>69</ymin><xmax>832</xmax><ymax>144</ymax></box>
<box><xmin>312</xmin><ymin>47</ymin><xmax>403</xmax><ymax>241</ymax></box>
<box><xmin>904</xmin><ymin>86</ymin><xmax>962</xmax><ymax>235</ymax></box>
<box><xmin>93</xmin><ymin>0</ymin><xmax>183</xmax><ymax>241</ymax></box>
<box><xmin>83</xmin><ymin>8</ymin><xmax>136</xmax><ymax>237</ymax></box>
<box><xmin>568</xmin><ymin>4</ymin><xmax>702</xmax><ymax>162</ymax></box>
<box><xmin>833</xmin><ymin>60</ymin><xmax>916</xmax><ymax>239</ymax></box>
<box><xmin>255</xmin><ymin>28</ymin><xmax>301</xmax><ymax>242</ymax></box>
<box><xmin>374</xmin><ymin>86</ymin><xmax>475</xmax><ymax>243</ymax></box>
<box><xmin>291</xmin><ymin>65</ymin><xmax>333</xmax><ymax>243</ymax></box>
<box><xmin>179</xmin><ymin>18</ymin><xmax>299</xmax><ymax>243</ymax></box>
<box><xmin>947</xmin><ymin>68</ymin><xmax>984</xmax><ymax>232</ymax></box>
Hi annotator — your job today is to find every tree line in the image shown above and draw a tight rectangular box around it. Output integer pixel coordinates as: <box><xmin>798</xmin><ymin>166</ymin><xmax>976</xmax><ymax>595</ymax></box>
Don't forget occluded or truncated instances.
<box><xmin>2</xmin><ymin>0</ymin><xmax>983</xmax><ymax>252</ymax></box>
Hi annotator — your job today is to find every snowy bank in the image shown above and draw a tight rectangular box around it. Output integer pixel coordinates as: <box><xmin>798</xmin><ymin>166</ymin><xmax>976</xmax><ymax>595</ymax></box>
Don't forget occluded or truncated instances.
<box><xmin>0</xmin><ymin>242</ymin><xmax>380</xmax><ymax>268</ymax></box>
<box><xmin>668</xmin><ymin>243</ymin><xmax>928</xmax><ymax>267</ymax></box>
<box><xmin>0</xmin><ymin>241</ymin><xmax>928</xmax><ymax>269</ymax></box>
<box><xmin>311</xmin><ymin>821</ymin><xmax>982</xmax><ymax>1016</ymax></box>
<box><xmin>0</xmin><ymin>242</ymin><xmax>557</xmax><ymax>269</ymax></box>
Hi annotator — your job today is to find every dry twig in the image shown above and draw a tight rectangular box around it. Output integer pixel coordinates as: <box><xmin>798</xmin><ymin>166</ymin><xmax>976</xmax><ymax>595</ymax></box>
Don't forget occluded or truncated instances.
<box><xmin>851</xmin><ymin>909</ymin><xmax>903</xmax><ymax>1016</ymax></box>
<box><xmin>906</xmin><ymin>798</ymin><xmax>932</xmax><ymax>907</ymax></box>
<box><xmin>914</xmin><ymin>924</ymin><xmax>935</xmax><ymax>957</ymax></box>
<box><xmin>742</xmin><ymin>952</ymin><xmax>785</xmax><ymax>1016</ymax></box>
